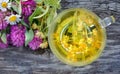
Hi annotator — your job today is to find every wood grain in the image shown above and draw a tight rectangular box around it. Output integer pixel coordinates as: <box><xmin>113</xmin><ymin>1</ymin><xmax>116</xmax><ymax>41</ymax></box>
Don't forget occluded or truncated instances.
<box><xmin>0</xmin><ymin>0</ymin><xmax>120</xmax><ymax>74</ymax></box>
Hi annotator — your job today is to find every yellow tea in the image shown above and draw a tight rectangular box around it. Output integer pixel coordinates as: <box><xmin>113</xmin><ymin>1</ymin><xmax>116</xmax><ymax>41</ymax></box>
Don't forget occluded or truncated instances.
<box><xmin>50</xmin><ymin>8</ymin><xmax>106</xmax><ymax>66</ymax></box>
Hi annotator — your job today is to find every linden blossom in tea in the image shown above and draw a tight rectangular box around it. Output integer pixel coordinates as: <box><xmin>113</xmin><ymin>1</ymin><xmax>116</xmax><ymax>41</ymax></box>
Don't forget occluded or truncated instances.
<box><xmin>48</xmin><ymin>8</ymin><xmax>115</xmax><ymax>66</ymax></box>
<box><xmin>53</xmin><ymin>9</ymin><xmax>104</xmax><ymax>63</ymax></box>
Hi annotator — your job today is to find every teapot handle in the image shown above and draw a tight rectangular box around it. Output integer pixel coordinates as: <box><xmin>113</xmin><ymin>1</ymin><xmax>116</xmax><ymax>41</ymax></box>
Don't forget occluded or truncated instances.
<box><xmin>99</xmin><ymin>16</ymin><xmax>115</xmax><ymax>28</ymax></box>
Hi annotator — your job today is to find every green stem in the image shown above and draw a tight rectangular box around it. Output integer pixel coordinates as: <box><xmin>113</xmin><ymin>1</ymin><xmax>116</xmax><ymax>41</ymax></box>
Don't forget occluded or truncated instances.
<box><xmin>33</xmin><ymin>5</ymin><xmax>50</xmax><ymax>19</ymax></box>
<box><xmin>72</xmin><ymin>11</ymin><xmax>78</xmax><ymax>43</ymax></box>
<box><xmin>15</xmin><ymin>0</ymin><xmax>19</xmax><ymax>4</ymax></box>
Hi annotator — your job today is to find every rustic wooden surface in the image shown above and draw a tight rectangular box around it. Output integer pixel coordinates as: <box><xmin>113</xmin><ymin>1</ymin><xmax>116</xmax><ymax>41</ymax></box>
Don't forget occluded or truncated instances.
<box><xmin>0</xmin><ymin>0</ymin><xmax>120</xmax><ymax>74</ymax></box>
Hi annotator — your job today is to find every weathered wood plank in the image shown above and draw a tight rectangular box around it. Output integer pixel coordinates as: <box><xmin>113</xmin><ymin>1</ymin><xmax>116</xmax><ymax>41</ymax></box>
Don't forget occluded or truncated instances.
<box><xmin>0</xmin><ymin>0</ymin><xmax>120</xmax><ymax>74</ymax></box>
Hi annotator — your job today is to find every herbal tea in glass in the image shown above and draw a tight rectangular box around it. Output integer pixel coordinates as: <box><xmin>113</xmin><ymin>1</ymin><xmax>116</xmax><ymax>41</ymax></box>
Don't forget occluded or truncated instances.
<box><xmin>48</xmin><ymin>8</ymin><xmax>115</xmax><ymax>66</ymax></box>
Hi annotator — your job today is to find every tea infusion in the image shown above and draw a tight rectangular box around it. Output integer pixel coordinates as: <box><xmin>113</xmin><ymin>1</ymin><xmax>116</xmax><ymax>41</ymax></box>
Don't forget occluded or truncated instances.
<box><xmin>53</xmin><ymin>9</ymin><xmax>105</xmax><ymax>64</ymax></box>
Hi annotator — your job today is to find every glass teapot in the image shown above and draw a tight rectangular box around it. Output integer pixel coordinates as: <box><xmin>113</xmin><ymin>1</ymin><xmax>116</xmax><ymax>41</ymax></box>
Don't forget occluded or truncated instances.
<box><xmin>48</xmin><ymin>8</ymin><xmax>115</xmax><ymax>66</ymax></box>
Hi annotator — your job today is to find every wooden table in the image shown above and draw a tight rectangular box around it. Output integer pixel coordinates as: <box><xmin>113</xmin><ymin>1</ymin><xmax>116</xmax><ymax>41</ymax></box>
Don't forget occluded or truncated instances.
<box><xmin>0</xmin><ymin>0</ymin><xmax>120</xmax><ymax>74</ymax></box>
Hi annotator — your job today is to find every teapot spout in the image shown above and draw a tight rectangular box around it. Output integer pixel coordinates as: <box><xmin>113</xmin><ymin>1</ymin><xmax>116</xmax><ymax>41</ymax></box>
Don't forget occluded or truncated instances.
<box><xmin>100</xmin><ymin>16</ymin><xmax>115</xmax><ymax>28</ymax></box>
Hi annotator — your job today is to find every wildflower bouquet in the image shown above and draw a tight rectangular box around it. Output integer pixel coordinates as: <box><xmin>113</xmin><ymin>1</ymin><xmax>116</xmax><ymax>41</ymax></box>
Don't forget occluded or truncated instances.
<box><xmin>0</xmin><ymin>0</ymin><xmax>61</xmax><ymax>50</ymax></box>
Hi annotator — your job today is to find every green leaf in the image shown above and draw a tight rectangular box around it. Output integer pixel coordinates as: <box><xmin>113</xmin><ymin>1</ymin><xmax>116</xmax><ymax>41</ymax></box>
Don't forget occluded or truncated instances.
<box><xmin>29</xmin><ymin>7</ymin><xmax>41</xmax><ymax>25</ymax></box>
<box><xmin>47</xmin><ymin>8</ymin><xmax>57</xmax><ymax>25</ymax></box>
<box><xmin>11</xmin><ymin>4</ymin><xmax>19</xmax><ymax>13</ymax></box>
<box><xmin>35</xmin><ymin>0</ymin><xmax>42</xmax><ymax>3</ymax></box>
<box><xmin>15</xmin><ymin>0</ymin><xmax>20</xmax><ymax>3</ymax></box>
<box><xmin>21</xmin><ymin>19</ymin><xmax>29</xmax><ymax>28</ymax></box>
<box><xmin>11</xmin><ymin>0</ymin><xmax>21</xmax><ymax>15</ymax></box>
<box><xmin>33</xmin><ymin>5</ymin><xmax>49</xmax><ymax>19</ymax></box>
<box><xmin>44</xmin><ymin>0</ymin><xmax>61</xmax><ymax>9</ymax></box>
<box><xmin>0</xmin><ymin>32</ymin><xmax>1</xmax><ymax>36</ymax></box>
<box><xmin>1</xmin><ymin>33</ymin><xmax>7</xmax><ymax>44</ymax></box>
<box><xmin>25</xmin><ymin>29</ymin><xmax>34</xmax><ymax>46</ymax></box>
<box><xmin>18</xmin><ymin>2</ymin><xmax>22</xmax><ymax>15</ymax></box>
